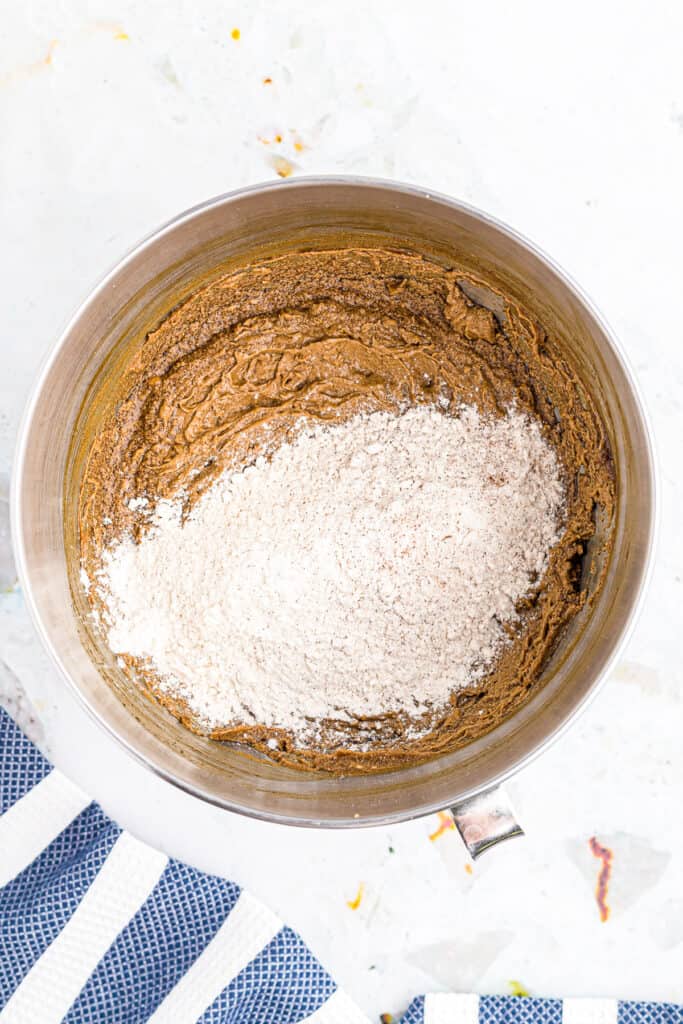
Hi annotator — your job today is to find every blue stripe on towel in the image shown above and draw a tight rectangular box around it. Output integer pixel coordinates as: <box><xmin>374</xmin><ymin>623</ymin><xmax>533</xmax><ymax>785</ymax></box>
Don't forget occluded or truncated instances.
<box><xmin>3</xmin><ymin>707</ymin><xmax>683</xmax><ymax>1024</ymax></box>
<box><xmin>480</xmin><ymin>995</ymin><xmax>563</xmax><ymax>1022</ymax></box>
<box><xmin>618</xmin><ymin>1003</ymin><xmax>683</xmax><ymax>1023</ymax></box>
<box><xmin>400</xmin><ymin>996</ymin><xmax>426</xmax><ymax>1023</ymax></box>
<box><xmin>63</xmin><ymin>860</ymin><xmax>241</xmax><ymax>1024</ymax></box>
<box><xmin>0</xmin><ymin>800</ymin><xmax>119</xmax><ymax>1009</ymax></box>
<box><xmin>0</xmin><ymin>706</ymin><xmax>50</xmax><ymax>814</ymax></box>
<box><xmin>197</xmin><ymin>925</ymin><xmax>336</xmax><ymax>1024</ymax></box>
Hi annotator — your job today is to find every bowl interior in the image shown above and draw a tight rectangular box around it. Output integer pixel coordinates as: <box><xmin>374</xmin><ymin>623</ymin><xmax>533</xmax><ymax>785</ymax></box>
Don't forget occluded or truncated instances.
<box><xmin>13</xmin><ymin>180</ymin><xmax>655</xmax><ymax>825</ymax></box>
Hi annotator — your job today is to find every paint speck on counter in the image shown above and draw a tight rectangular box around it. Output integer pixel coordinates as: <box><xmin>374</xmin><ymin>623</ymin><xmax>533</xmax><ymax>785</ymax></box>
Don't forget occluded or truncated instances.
<box><xmin>231</xmin><ymin>27</ymin><xmax>240</xmax><ymax>41</ymax></box>
<box><xmin>0</xmin><ymin>38</ymin><xmax>58</xmax><ymax>85</ymax></box>
<box><xmin>346</xmin><ymin>883</ymin><xmax>364</xmax><ymax>910</ymax></box>
<box><xmin>159</xmin><ymin>57</ymin><xmax>180</xmax><ymax>87</ymax></box>
<box><xmin>114</xmin><ymin>31</ymin><xmax>129</xmax><ymax>41</ymax></box>
<box><xmin>589</xmin><ymin>835</ymin><xmax>614</xmax><ymax>922</ymax></box>
<box><xmin>43</xmin><ymin>40</ymin><xmax>58</xmax><ymax>65</ymax></box>
<box><xmin>509</xmin><ymin>980</ymin><xmax>530</xmax><ymax>997</ymax></box>
<box><xmin>263</xmin><ymin>76</ymin><xmax>272</xmax><ymax>84</ymax></box>
<box><xmin>464</xmin><ymin>863</ymin><xmax>473</xmax><ymax>875</ymax></box>
<box><xmin>429</xmin><ymin>811</ymin><xmax>455</xmax><ymax>841</ymax></box>
<box><xmin>270</xmin><ymin>154</ymin><xmax>294</xmax><ymax>178</ymax></box>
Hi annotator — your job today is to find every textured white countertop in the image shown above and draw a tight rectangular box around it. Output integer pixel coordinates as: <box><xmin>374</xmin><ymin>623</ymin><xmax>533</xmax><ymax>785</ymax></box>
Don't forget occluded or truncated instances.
<box><xmin>2</xmin><ymin>2</ymin><xmax>682</xmax><ymax>1019</ymax></box>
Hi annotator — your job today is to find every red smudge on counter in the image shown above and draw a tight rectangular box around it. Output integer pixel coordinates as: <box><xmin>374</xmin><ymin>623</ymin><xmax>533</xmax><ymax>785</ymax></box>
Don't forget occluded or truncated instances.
<box><xmin>429</xmin><ymin>811</ymin><xmax>455</xmax><ymax>842</ymax></box>
<box><xmin>589</xmin><ymin>835</ymin><xmax>613</xmax><ymax>922</ymax></box>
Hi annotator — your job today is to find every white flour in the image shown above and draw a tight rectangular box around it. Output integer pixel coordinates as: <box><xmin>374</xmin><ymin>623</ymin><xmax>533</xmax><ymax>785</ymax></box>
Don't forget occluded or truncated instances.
<box><xmin>94</xmin><ymin>405</ymin><xmax>564</xmax><ymax>741</ymax></box>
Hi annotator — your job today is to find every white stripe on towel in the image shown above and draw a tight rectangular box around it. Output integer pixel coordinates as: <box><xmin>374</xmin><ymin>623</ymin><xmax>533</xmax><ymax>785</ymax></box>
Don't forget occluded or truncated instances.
<box><xmin>0</xmin><ymin>770</ymin><xmax>90</xmax><ymax>887</ymax></box>
<box><xmin>424</xmin><ymin>993</ymin><xmax>480</xmax><ymax>1024</ymax></box>
<box><xmin>0</xmin><ymin>831</ymin><xmax>167</xmax><ymax>1024</ymax></box>
<box><xmin>147</xmin><ymin>890</ymin><xmax>281</xmax><ymax>1023</ymax></box>
<box><xmin>300</xmin><ymin>987</ymin><xmax>371</xmax><ymax>1023</ymax></box>
<box><xmin>563</xmin><ymin>998</ymin><xmax>618</xmax><ymax>1024</ymax></box>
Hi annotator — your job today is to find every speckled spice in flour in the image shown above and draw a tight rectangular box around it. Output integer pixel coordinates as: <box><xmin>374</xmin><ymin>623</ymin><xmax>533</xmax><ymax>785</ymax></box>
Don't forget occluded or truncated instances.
<box><xmin>94</xmin><ymin>405</ymin><xmax>564</xmax><ymax>749</ymax></box>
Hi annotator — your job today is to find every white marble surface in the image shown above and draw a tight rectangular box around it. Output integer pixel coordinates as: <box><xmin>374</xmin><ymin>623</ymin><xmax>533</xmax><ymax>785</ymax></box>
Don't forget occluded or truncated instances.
<box><xmin>2</xmin><ymin>2</ymin><xmax>683</xmax><ymax>1019</ymax></box>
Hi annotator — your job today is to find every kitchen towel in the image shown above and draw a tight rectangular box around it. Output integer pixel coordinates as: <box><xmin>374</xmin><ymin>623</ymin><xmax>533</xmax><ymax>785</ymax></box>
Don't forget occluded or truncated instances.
<box><xmin>1</xmin><ymin>706</ymin><xmax>681</xmax><ymax>1024</ymax></box>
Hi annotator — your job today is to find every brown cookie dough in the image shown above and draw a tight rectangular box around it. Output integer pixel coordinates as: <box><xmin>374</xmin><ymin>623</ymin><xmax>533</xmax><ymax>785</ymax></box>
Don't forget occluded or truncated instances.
<box><xmin>78</xmin><ymin>248</ymin><xmax>615</xmax><ymax>774</ymax></box>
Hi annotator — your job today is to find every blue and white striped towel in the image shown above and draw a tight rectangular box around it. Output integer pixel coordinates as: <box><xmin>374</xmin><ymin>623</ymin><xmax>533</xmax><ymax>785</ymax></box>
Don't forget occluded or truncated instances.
<box><xmin>1</xmin><ymin>706</ymin><xmax>681</xmax><ymax>1023</ymax></box>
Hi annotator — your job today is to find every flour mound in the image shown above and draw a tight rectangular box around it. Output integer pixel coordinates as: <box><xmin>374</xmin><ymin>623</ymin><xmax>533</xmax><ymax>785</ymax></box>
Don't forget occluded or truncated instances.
<box><xmin>94</xmin><ymin>406</ymin><xmax>564</xmax><ymax>742</ymax></box>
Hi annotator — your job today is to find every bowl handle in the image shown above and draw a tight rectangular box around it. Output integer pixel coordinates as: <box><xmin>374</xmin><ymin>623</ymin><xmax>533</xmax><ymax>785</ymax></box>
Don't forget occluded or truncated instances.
<box><xmin>450</xmin><ymin>786</ymin><xmax>524</xmax><ymax>859</ymax></box>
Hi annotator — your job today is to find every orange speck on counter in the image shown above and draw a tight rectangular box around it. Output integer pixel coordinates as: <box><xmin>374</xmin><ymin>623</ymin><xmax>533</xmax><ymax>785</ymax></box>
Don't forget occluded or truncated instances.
<box><xmin>589</xmin><ymin>835</ymin><xmax>614</xmax><ymax>922</ymax></box>
<box><xmin>380</xmin><ymin>1015</ymin><xmax>394</xmax><ymax>1023</ymax></box>
<box><xmin>263</xmin><ymin>76</ymin><xmax>272</xmax><ymax>84</ymax></box>
<box><xmin>293</xmin><ymin>140</ymin><xmax>305</xmax><ymax>153</ymax></box>
<box><xmin>271</xmin><ymin>154</ymin><xmax>293</xmax><ymax>178</ymax></box>
<box><xmin>231</xmin><ymin>28</ymin><xmax>240</xmax><ymax>40</ymax></box>
<box><xmin>44</xmin><ymin>39</ymin><xmax>58</xmax><ymax>65</ymax></box>
<box><xmin>464</xmin><ymin>863</ymin><xmax>473</xmax><ymax>875</ymax></box>
<box><xmin>275</xmin><ymin>133</ymin><xmax>283</xmax><ymax>143</ymax></box>
<box><xmin>346</xmin><ymin>883</ymin><xmax>364</xmax><ymax>910</ymax></box>
<box><xmin>429</xmin><ymin>811</ymin><xmax>455</xmax><ymax>841</ymax></box>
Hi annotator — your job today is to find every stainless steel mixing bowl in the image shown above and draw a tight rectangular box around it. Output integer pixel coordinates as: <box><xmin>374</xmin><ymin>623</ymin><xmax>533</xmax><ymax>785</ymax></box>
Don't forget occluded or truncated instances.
<box><xmin>11</xmin><ymin>178</ymin><xmax>656</xmax><ymax>831</ymax></box>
